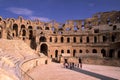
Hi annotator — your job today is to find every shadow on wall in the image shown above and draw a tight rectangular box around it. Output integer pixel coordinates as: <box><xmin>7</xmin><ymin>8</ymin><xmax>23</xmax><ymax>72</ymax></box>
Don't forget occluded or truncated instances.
<box><xmin>30</xmin><ymin>37</ymin><xmax>37</xmax><ymax>50</ymax></box>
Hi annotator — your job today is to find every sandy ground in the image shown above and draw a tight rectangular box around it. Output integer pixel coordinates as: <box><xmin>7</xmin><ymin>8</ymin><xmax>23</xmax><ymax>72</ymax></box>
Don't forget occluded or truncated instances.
<box><xmin>28</xmin><ymin>62</ymin><xmax>120</xmax><ymax>80</ymax></box>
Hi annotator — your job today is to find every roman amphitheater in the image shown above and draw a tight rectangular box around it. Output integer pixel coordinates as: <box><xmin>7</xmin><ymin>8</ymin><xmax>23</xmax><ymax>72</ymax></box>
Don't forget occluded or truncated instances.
<box><xmin>0</xmin><ymin>11</ymin><xmax>120</xmax><ymax>80</ymax></box>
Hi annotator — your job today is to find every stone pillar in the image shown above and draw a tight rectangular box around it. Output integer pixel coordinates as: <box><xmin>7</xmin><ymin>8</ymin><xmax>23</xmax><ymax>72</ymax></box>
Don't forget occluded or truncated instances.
<box><xmin>2</xmin><ymin>29</ymin><xmax>7</xmax><ymax>39</ymax></box>
<box><xmin>114</xmin><ymin>49</ymin><xmax>118</xmax><ymax>58</ymax></box>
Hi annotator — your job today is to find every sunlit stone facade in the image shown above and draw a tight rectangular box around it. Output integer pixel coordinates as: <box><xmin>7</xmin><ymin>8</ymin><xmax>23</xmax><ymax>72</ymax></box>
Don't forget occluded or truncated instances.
<box><xmin>0</xmin><ymin>11</ymin><xmax>120</xmax><ymax>62</ymax></box>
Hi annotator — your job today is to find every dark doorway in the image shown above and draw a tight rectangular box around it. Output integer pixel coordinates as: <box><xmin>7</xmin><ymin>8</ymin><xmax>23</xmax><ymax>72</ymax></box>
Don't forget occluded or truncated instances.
<box><xmin>73</xmin><ymin>50</ymin><xmax>76</xmax><ymax>57</ymax></box>
<box><xmin>22</xmin><ymin>30</ymin><xmax>26</xmax><ymax>36</ymax></box>
<box><xmin>29</xmin><ymin>30</ymin><xmax>33</xmax><ymax>40</ymax></box>
<box><xmin>13</xmin><ymin>24</ymin><xmax>18</xmax><ymax>37</ymax></box>
<box><xmin>94</xmin><ymin>36</ymin><xmax>97</xmax><ymax>43</ymax></box>
<box><xmin>101</xmin><ymin>49</ymin><xmax>106</xmax><ymax>57</ymax></box>
<box><xmin>55</xmin><ymin>50</ymin><xmax>58</xmax><ymax>58</ymax></box>
<box><xmin>111</xmin><ymin>35</ymin><xmax>115</xmax><ymax>42</ymax></box>
<box><xmin>118</xmin><ymin>51</ymin><xmax>120</xmax><ymax>59</ymax></box>
<box><xmin>86</xmin><ymin>37</ymin><xmax>89</xmax><ymax>43</ymax></box>
<box><xmin>93</xmin><ymin>49</ymin><xmax>97</xmax><ymax>53</ymax></box>
<box><xmin>40</xmin><ymin>36</ymin><xmax>46</xmax><ymax>42</ymax></box>
<box><xmin>40</xmin><ymin>44</ymin><xmax>48</xmax><ymax>56</ymax></box>
<box><xmin>109</xmin><ymin>49</ymin><xmax>115</xmax><ymax>58</ymax></box>
<box><xmin>64</xmin><ymin>59</ymin><xmax>68</xmax><ymax>63</ymax></box>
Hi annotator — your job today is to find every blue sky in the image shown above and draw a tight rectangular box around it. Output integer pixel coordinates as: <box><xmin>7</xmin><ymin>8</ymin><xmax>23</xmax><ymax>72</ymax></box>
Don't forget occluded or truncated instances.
<box><xmin>0</xmin><ymin>0</ymin><xmax>120</xmax><ymax>23</ymax></box>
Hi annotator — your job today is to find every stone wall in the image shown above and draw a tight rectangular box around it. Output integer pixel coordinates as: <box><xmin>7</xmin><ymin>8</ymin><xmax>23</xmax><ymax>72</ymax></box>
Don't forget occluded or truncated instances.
<box><xmin>0</xmin><ymin>10</ymin><xmax>120</xmax><ymax>62</ymax></box>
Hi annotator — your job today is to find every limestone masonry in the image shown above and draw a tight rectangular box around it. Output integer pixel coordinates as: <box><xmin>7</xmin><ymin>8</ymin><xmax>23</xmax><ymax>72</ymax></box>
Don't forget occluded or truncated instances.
<box><xmin>0</xmin><ymin>10</ymin><xmax>120</xmax><ymax>61</ymax></box>
<box><xmin>0</xmin><ymin>10</ymin><xmax>120</xmax><ymax>80</ymax></box>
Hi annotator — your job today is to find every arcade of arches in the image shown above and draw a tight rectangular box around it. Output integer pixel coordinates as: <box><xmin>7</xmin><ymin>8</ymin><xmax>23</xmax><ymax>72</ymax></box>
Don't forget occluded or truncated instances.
<box><xmin>0</xmin><ymin>11</ymin><xmax>120</xmax><ymax>62</ymax></box>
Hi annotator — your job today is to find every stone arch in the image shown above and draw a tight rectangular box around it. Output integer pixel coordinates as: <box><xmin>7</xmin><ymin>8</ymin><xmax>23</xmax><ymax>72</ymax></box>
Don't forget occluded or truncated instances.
<box><xmin>11</xmin><ymin>18</ymin><xmax>15</xmax><ymax>22</ymax></box>
<box><xmin>22</xmin><ymin>30</ymin><xmax>26</xmax><ymax>36</ymax></box>
<box><xmin>79</xmin><ymin>50</ymin><xmax>82</xmax><ymax>53</ymax></box>
<box><xmin>61</xmin><ymin>50</ymin><xmax>64</xmax><ymax>54</ymax></box>
<box><xmin>73</xmin><ymin>49</ymin><xmax>76</xmax><ymax>57</ymax></box>
<box><xmin>103</xmin><ymin>36</ymin><xmax>107</xmax><ymax>42</ymax></box>
<box><xmin>40</xmin><ymin>43</ymin><xmax>48</xmax><ymax>56</ymax></box>
<box><xmin>29</xmin><ymin>30</ymin><xmax>33</xmax><ymax>39</ymax></box>
<box><xmin>28</xmin><ymin>26</ymin><xmax>33</xmax><ymax>29</ymax></box>
<box><xmin>39</xmin><ymin>36</ymin><xmax>46</xmax><ymax>42</ymax></box>
<box><xmin>86</xmin><ymin>36</ymin><xmax>89</xmax><ymax>43</ymax></box>
<box><xmin>94</xmin><ymin>36</ymin><xmax>97</xmax><ymax>43</ymax></box>
<box><xmin>21</xmin><ymin>25</ymin><xmax>25</xmax><ymax>29</ymax></box>
<box><xmin>111</xmin><ymin>35</ymin><xmax>116</xmax><ymax>42</ymax></box>
<box><xmin>21</xmin><ymin>25</ymin><xmax>26</xmax><ymax>37</ymax></box>
<box><xmin>28</xmin><ymin>26</ymin><xmax>33</xmax><ymax>40</ymax></box>
<box><xmin>67</xmin><ymin>50</ymin><xmax>70</xmax><ymax>53</ymax></box>
<box><xmin>101</xmin><ymin>49</ymin><xmax>106</xmax><ymax>57</ymax></box>
<box><xmin>67</xmin><ymin>37</ymin><xmax>70</xmax><ymax>43</ymax></box>
<box><xmin>61</xmin><ymin>37</ymin><xmax>64</xmax><ymax>43</ymax></box>
<box><xmin>109</xmin><ymin>49</ymin><xmax>115</xmax><ymax>58</ymax></box>
<box><xmin>118</xmin><ymin>51</ymin><xmax>120</xmax><ymax>59</ymax></box>
<box><xmin>55</xmin><ymin>50</ymin><xmax>58</xmax><ymax>58</ymax></box>
<box><xmin>13</xmin><ymin>24</ymin><xmax>18</xmax><ymax>37</ymax></box>
<box><xmin>73</xmin><ymin>37</ymin><xmax>76</xmax><ymax>43</ymax></box>
<box><xmin>45</xmin><ymin>27</ymin><xmax>49</xmax><ymax>30</ymax></box>
<box><xmin>86</xmin><ymin>49</ymin><xmax>89</xmax><ymax>53</ymax></box>
<box><xmin>50</xmin><ymin>37</ymin><xmax>52</xmax><ymax>42</ymax></box>
<box><xmin>80</xmin><ymin>36</ymin><xmax>82</xmax><ymax>43</ymax></box>
<box><xmin>27</xmin><ymin>20</ymin><xmax>31</xmax><ymax>25</ymax></box>
<box><xmin>92</xmin><ymin>49</ymin><xmax>97</xmax><ymax>53</ymax></box>
<box><xmin>36</xmin><ymin>26</ymin><xmax>42</xmax><ymax>30</ymax></box>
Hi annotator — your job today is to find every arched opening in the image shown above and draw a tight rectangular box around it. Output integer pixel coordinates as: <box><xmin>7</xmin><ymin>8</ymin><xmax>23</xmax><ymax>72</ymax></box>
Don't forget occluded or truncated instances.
<box><xmin>36</xmin><ymin>26</ymin><xmax>42</xmax><ymax>30</ymax></box>
<box><xmin>67</xmin><ymin>37</ymin><xmax>70</xmax><ymax>43</ymax></box>
<box><xmin>73</xmin><ymin>37</ymin><xmax>76</xmax><ymax>43</ymax></box>
<box><xmin>50</xmin><ymin>37</ymin><xmax>52</xmax><ymax>42</ymax></box>
<box><xmin>61</xmin><ymin>50</ymin><xmax>64</xmax><ymax>54</ymax></box>
<box><xmin>73</xmin><ymin>49</ymin><xmax>76</xmax><ymax>57</ymax></box>
<box><xmin>113</xmin><ymin>25</ymin><xmax>117</xmax><ymax>30</ymax></box>
<box><xmin>92</xmin><ymin>49</ymin><xmax>97</xmax><ymax>53</ymax></box>
<box><xmin>28</xmin><ymin>26</ymin><xmax>32</xmax><ymax>30</ymax></box>
<box><xmin>61</xmin><ymin>37</ymin><xmax>64</xmax><ymax>43</ymax></box>
<box><xmin>45</xmin><ymin>27</ymin><xmax>49</xmax><ymax>30</ymax></box>
<box><xmin>22</xmin><ymin>30</ymin><xmax>26</xmax><ymax>36</ymax></box>
<box><xmin>39</xmin><ymin>36</ymin><xmax>46</xmax><ymax>42</ymax></box>
<box><xmin>86</xmin><ymin>49</ymin><xmax>89</xmax><ymax>53</ymax></box>
<box><xmin>94</xmin><ymin>36</ymin><xmax>97</xmax><ymax>43</ymax></box>
<box><xmin>55</xmin><ymin>50</ymin><xmax>58</xmax><ymax>58</ymax></box>
<box><xmin>28</xmin><ymin>26</ymin><xmax>33</xmax><ymax>40</ymax></box>
<box><xmin>101</xmin><ymin>49</ymin><xmax>106</xmax><ymax>57</ymax></box>
<box><xmin>40</xmin><ymin>44</ymin><xmax>48</xmax><ymax>56</ymax></box>
<box><xmin>86</xmin><ymin>36</ymin><xmax>89</xmax><ymax>43</ymax></box>
<box><xmin>67</xmin><ymin>50</ymin><xmax>70</xmax><ymax>53</ymax></box>
<box><xmin>79</xmin><ymin>50</ymin><xmax>82</xmax><ymax>53</ymax></box>
<box><xmin>29</xmin><ymin>30</ymin><xmax>33</xmax><ymax>40</ymax></box>
<box><xmin>118</xmin><ymin>51</ymin><xmax>120</xmax><ymax>59</ymax></box>
<box><xmin>13</xmin><ymin>24</ymin><xmax>18</xmax><ymax>37</ymax></box>
<box><xmin>21</xmin><ymin>25</ymin><xmax>25</xmax><ymax>29</ymax></box>
<box><xmin>111</xmin><ymin>35</ymin><xmax>115</xmax><ymax>42</ymax></box>
<box><xmin>80</xmin><ymin>37</ymin><xmax>82</xmax><ymax>43</ymax></box>
<box><xmin>109</xmin><ymin>49</ymin><xmax>115</xmax><ymax>58</ymax></box>
<box><xmin>103</xmin><ymin>36</ymin><xmax>107</xmax><ymax>42</ymax></box>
